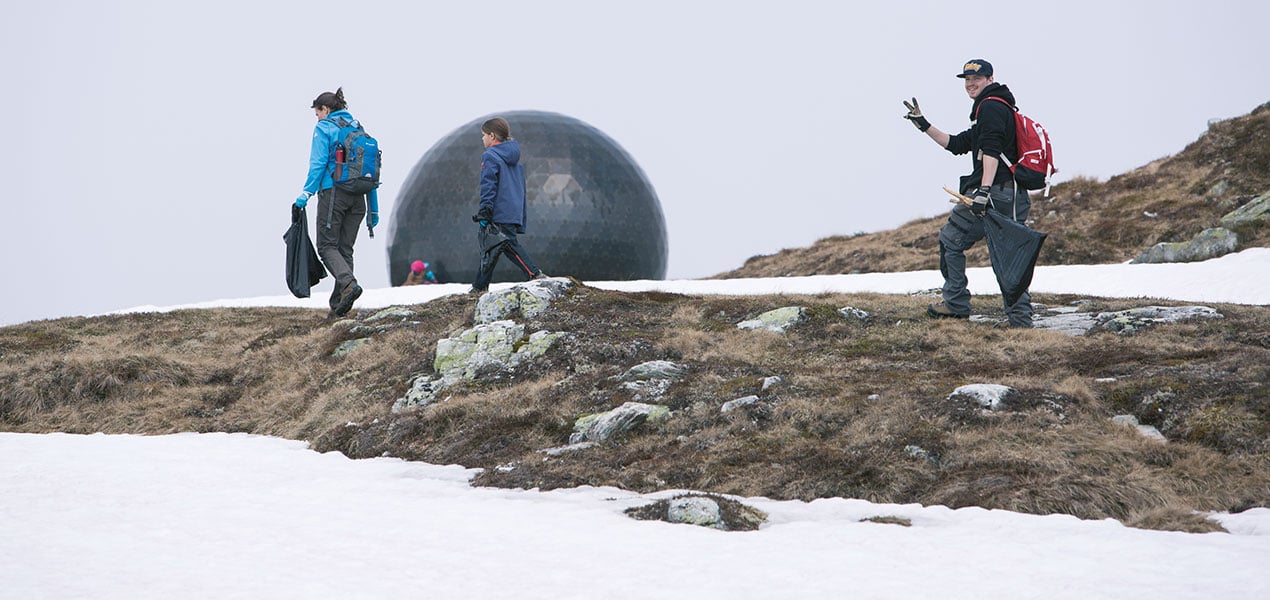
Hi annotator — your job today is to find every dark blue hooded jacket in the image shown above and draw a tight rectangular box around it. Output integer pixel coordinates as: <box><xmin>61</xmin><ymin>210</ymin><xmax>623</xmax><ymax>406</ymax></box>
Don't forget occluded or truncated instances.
<box><xmin>479</xmin><ymin>140</ymin><xmax>527</xmax><ymax>231</ymax></box>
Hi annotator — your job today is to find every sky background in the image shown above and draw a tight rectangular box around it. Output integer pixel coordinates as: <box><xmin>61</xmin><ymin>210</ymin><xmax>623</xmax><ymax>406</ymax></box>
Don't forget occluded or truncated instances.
<box><xmin>4</xmin><ymin>0</ymin><xmax>1269</xmax><ymax>327</ymax></box>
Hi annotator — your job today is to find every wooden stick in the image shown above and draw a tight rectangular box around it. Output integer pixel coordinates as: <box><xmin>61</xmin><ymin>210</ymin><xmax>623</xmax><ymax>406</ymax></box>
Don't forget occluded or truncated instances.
<box><xmin>943</xmin><ymin>186</ymin><xmax>973</xmax><ymax>206</ymax></box>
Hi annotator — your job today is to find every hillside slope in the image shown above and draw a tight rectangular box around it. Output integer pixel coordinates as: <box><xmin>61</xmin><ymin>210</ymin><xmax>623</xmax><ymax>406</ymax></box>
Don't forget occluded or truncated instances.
<box><xmin>2</xmin><ymin>287</ymin><xmax>1266</xmax><ymax>529</ymax></box>
<box><xmin>715</xmin><ymin>102</ymin><xmax>1269</xmax><ymax>279</ymax></box>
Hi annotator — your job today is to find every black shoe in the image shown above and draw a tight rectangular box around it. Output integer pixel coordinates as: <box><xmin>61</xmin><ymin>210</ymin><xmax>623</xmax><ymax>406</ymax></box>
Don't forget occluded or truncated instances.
<box><xmin>334</xmin><ymin>283</ymin><xmax>363</xmax><ymax>317</ymax></box>
<box><xmin>467</xmin><ymin>286</ymin><xmax>487</xmax><ymax>295</ymax></box>
<box><xmin>926</xmin><ymin>301</ymin><xmax>969</xmax><ymax>319</ymax></box>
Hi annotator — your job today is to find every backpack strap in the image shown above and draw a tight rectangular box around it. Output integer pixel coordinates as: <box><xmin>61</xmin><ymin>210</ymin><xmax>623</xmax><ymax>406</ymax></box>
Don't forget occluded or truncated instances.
<box><xmin>974</xmin><ymin>96</ymin><xmax>1015</xmax><ymax>119</ymax></box>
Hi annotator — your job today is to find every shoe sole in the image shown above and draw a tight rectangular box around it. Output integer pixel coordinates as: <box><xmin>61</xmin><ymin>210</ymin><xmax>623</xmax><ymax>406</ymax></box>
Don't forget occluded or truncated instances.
<box><xmin>334</xmin><ymin>285</ymin><xmax>363</xmax><ymax>317</ymax></box>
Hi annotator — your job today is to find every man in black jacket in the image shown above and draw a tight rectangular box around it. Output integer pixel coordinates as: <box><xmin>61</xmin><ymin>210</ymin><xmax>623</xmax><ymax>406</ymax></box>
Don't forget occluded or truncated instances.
<box><xmin>903</xmin><ymin>59</ymin><xmax>1034</xmax><ymax>328</ymax></box>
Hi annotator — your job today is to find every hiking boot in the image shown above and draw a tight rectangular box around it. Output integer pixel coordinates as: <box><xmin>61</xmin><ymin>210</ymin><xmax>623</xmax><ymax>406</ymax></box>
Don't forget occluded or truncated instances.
<box><xmin>926</xmin><ymin>301</ymin><xmax>968</xmax><ymax>320</ymax></box>
<box><xmin>333</xmin><ymin>283</ymin><xmax>363</xmax><ymax>317</ymax></box>
<box><xmin>467</xmin><ymin>286</ymin><xmax>487</xmax><ymax>295</ymax></box>
<box><xmin>533</xmin><ymin>272</ymin><xmax>550</xmax><ymax>280</ymax></box>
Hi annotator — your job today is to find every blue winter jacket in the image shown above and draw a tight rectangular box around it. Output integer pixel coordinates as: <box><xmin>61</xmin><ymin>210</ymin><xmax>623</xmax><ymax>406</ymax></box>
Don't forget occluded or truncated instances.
<box><xmin>302</xmin><ymin>109</ymin><xmax>378</xmax><ymax>211</ymax></box>
<box><xmin>478</xmin><ymin>140</ymin><xmax>527</xmax><ymax>231</ymax></box>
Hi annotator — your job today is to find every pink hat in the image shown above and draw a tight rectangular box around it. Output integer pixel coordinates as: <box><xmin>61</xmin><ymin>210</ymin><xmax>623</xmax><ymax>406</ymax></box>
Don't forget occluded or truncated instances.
<box><xmin>410</xmin><ymin>260</ymin><xmax>425</xmax><ymax>273</ymax></box>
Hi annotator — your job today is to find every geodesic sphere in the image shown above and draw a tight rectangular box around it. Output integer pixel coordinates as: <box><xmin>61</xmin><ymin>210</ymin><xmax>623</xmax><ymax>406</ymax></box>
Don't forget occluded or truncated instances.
<box><xmin>385</xmin><ymin>110</ymin><xmax>668</xmax><ymax>285</ymax></box>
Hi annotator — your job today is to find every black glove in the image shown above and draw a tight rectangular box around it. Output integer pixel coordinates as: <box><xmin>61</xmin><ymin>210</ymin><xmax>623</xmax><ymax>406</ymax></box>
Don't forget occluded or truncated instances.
<box><xmin>472</xmin><ymin>206</ymin><xmax>493</xmax><ymax>226</ymax></box>
<box><xmin>903</xmin><ymin>97</ymin><xmax>931</xmax><ymax>132</ymax></box>
<box><xmin>970</xmin><ymin>186</ymin><xmax>991</xmax><ymax>217</ymax></box>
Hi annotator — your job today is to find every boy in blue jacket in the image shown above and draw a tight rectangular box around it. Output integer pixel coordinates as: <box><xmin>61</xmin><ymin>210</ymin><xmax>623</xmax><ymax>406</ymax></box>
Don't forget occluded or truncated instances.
<box><xmin>469</xmin><ymin>117</ymin><xmax>547</xmax><ymax>293</ymax></box>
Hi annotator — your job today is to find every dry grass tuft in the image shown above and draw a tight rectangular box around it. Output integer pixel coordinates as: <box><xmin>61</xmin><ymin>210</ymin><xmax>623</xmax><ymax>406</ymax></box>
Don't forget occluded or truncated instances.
<box><xmin>1124</xmin><ymin>506</ymin><xmax>1228</xmax><ymax>534</ymax></box>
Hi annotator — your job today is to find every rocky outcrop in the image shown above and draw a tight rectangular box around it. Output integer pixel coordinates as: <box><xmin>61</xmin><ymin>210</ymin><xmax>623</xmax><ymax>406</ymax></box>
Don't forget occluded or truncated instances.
<box><xmin>392</xmin><ymin>320</ymin><xmax>564</xmax><ymax>413</ymax></box>
<box><xmin>1219</xmin><ymin>191</ymin><xmax>1269</xmax><ymax>230</ymax></box>
<box><xmin>1131</xmin><ymin>227</ymin><xmax>1238</xmax><ymax>264</ymax></box>
<box><xmin>737</xmin><ymin>306</ymin><xmax>806</xmax><ymax>333</ymax></box>
<box><xmin>474</xmin><ymin>278</ymin><xmax>575</xmax><ymax>324</ymax></box>
<box><xmin>570</xmin><ymin>401</ymin><xmax>670</xmax><ymax>444</ymax></box>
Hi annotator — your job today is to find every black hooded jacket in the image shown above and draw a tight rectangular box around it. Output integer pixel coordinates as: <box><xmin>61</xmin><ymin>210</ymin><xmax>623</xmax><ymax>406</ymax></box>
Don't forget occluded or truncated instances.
<box><xmin>946</xmin><ymin>82</ymin><xmax>1019</xmax><ymax>194</ymax></box>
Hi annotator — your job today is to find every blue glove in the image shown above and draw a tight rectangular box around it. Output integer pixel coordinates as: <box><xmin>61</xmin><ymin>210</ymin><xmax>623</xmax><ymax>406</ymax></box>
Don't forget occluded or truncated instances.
<box><xmin>367</xmin><ymin>212</ymin><xmax>379</xmax><ymax>228</ymax></box>
<box><xmin>295</xmin><ymin>192</ymin><xmax>310</xmax><ymax>209</ymax></box>
<box><xmin>970</xmin><ymin>186</ymin><xmax>991</xmax><ymax>217</ymax></box>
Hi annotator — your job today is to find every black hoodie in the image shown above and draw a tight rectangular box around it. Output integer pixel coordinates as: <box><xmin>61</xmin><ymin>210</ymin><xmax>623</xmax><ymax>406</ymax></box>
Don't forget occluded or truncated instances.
<box><xmin>946</xmin><ymin>82</ymin><xmax>1019</xmax><ymax>194</ymax></box>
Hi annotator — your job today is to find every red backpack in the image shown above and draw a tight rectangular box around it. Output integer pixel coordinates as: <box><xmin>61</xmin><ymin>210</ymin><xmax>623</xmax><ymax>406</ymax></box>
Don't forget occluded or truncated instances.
<box><xmin>977</xmin><ymin>96</ymin><xmax>1057</xmax><ymax>195</ymax></box>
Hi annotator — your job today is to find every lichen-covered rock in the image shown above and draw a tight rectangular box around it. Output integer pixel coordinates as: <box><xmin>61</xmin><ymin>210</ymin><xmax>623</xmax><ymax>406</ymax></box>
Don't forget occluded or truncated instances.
<box><xmin>392</xmin><ymin>375</ymin><xmax>446</xmax><ymax>413</ymax></box>
<box><xmin>1097</xmin><ymin>305</ymin><xmax>1223</xmax><ymax>334</ymax></box>
<box><xmin>394</xmin><ymin>321</ymin><xmax>564</xmax><ymax>413</ymax></box>
<box><xmin>570</xmin><ymin>401</ymin><xmax>670</xmax><ymax>443</ymax></box>
<box><xmin>434</xmin><ymin>320</ymin><xmax>564</xmax><ymax>381</ymax></box>
<box><xmin>1131</xmin><ymin>227</ymin><xmax>1238</xmax><ymax>264</ymax></box>
<box><xmin>668</xmin><ymin>496</ymin><xmax>724</xmax><ymax>529</ymax></box>
<box><xmin>737</xmin><ymin>306</ymin><xmax>807</xmax><ymax>333</ymax></box>
<box><xmin>619</xmin><ymin>360</ymin><xmax>687</xmax><ymax>382</ymax></box>
<box><xmin>721</xmin><ymin>395</ymin><xmax>760</xmax><ymax>413</ymax></box>
<box><xmin>474</xmin><ymin>277</ymin><xmax>575</xmax><ymax>324</ymax></box>
<box><xmin>331</xmin><ymin>337</ymin><xmax>372</xmax><ymax>358</ymax></box>
<box><xmin>1219</xmin><ymin>192</ymin><xmax>1269</xmax><ymax>229</ymax></box>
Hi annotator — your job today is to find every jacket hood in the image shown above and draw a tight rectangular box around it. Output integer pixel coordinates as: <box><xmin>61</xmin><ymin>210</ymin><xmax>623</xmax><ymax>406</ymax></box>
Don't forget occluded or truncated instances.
<box><xmin>324</xmin><ymin>110</ymin><xmax>358</xmax><ymax>128</ymax></box>
<box><xmin>486</xmin><ymin>139</ymin><xmax>521</xmax><ymax>166</ymax></box>
<box><xmin>971</xmin><ymin>83</ymin><xmax>1016</xmax><ymax>119</ymax></box>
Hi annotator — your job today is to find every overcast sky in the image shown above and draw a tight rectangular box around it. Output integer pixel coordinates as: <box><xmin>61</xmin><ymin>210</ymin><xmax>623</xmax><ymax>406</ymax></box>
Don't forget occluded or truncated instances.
<box><xmin>4</xmin><ymin>0</ymin><xmax>1268</xmax><ymax>327</ymax></box>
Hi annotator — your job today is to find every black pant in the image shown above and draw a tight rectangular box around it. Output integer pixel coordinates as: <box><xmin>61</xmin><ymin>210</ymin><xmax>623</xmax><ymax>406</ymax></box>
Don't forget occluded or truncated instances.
<box><xmin>315</xmin><ymin>187</ymin><xmax>366</xmax><ymax>309</ymax></box>
<box><xmin>472</xmin><ymin>223</ymin><xmax>540</xmax><ymax>290</ymax></box>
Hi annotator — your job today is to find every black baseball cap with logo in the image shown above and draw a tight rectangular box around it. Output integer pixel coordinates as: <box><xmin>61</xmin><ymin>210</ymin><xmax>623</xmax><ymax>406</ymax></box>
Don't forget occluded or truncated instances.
<box><xmin>956</xmin><ymin>59</ymin><xmax>993</xmax><ymax>78</ymax></box>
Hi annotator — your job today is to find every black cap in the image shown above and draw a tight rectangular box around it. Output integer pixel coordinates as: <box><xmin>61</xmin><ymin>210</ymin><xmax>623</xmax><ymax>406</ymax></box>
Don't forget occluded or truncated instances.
<box><xmin>956</xmin><ymin>59</ymin><xmax>993</xmax><ymax>78</ymax></box>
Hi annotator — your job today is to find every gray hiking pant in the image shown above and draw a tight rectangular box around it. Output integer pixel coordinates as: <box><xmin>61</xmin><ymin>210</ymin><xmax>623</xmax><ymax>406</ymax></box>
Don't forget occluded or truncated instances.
<box><xmin>938</xmin><ymin>183</ymin><xmax>1034</xmax><ymax>327</ymax></box>
<box><xmin>315</xmin><ymin>187</ymin><xmax>367</xmax><ymax>310</ymax></box>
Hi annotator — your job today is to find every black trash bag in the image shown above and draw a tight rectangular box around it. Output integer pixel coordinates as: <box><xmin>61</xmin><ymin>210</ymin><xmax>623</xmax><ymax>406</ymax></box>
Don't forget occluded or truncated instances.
<box><xmin>982</xmin><ymin>210</ymin><xmax>1047</xmax><ymax>307</ymax></box>
<box><xmin>477</xmin><ymin>223</ymin><xmax>510</xmax><ymax>272</ymax></box>
<box><xmin>283</xmin><ymin>205</ymin><xmax>327</xmax><ymax>298</ymax></box>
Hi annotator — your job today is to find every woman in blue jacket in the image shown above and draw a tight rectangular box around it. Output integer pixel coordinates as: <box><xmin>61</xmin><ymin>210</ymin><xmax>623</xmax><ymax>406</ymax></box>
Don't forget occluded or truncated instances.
<box><xmin>469</xmin><ymin>117</ymin><xmax>546</xmax><ymax>293</ymax></box>
<box><xmin>295</xmin><ymin>87</ymin><xmax>378</xmax><ymax>317</ymax></box>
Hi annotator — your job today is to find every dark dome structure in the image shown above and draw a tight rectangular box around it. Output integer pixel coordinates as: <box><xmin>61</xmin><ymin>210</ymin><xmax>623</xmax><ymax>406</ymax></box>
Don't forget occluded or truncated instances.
<box><xmin>386</xmin><ymin>111</ymin><xmax>668</xmax><ymax>286</ymax></box>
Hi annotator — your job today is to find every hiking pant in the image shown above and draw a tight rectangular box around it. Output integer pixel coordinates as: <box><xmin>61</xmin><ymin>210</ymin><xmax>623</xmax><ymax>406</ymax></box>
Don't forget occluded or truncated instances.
<box><xmin>315</xmin><ymin>187</ymin><xmax>366</xmax><ymax>310</ymax></box>
<box><xmin>472</xmin><ymin>223</ymin><xmax>540</xmax><ymax>290</ymax></box>
<box><xmin>938</xmin><ymin>183</ymin><xmax>1034</xmax><ymax>327</ymax></box>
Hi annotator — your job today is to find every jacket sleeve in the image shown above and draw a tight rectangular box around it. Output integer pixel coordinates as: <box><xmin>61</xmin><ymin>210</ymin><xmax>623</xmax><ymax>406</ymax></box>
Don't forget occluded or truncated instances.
<box><xmin>976</xmin><ymin>101</ymin><xmax>1013</xmax><ymax>159</ymax></box>
<box><xmin>302</xmin><ymin>122</ymin><xmax>332</xmax><ymax>194</ymax></box>
<box><xmin>367</xmin><ymin>188</ymin><xmax>378</xmax><ymax>213</ymax></box>
<box><xmin>945</xmin><ymin>127</ymin><xmax>974</xmax><ymax>156</ymax></box>
<box><xmin>478</xmin><ymin>154</ymin><xmax>500</xmax><ymax>210</ymax></box>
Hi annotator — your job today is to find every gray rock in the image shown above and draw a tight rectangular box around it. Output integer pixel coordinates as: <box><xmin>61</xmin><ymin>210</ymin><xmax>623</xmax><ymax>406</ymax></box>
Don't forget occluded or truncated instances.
<box><xmin>571</xmin><ymin>401</ymin><xmax>670</xmax><ymax>443</ymax></box>
<box><xmin>761</xmin><ymin>376</ymin><xmax>783</xmax><ymax>391</ymax></box>
<box><xmin>394</xmin><ymin>320</ymin><xmax>564</xmax><ymax>413</ymax></box>
<box><xmin>474</xmin><ymin>278</ymin><xmax>575</xmax><ymax>324</ymax></box>
<box><xmin>537</xmin><ymin>441</ymin><xmax>598</xmax><ymax>456</ymax></box>
<box><xmin>721</xmin><ymin>395</ymin><xmax>760</xmax><ymax>413</ymax></box>
<box><xmin>434</xmin><ymin>320</ymin><xmax>564</xmax><ymax>381</ymax></box>
<box><xmin>1111</xmin><ymin>414</ymin><xmax>1168</xmax><ymax>442</ymax></box>
<box><xmin>1098</xmin><ymin>305</ymin><xmax>1223</xmax><ymax>334</ymax></box>
<box><xmin>1033</xmin><ymin>311</ymin><xmax>1100</xmax><ymax>336</ymax></box>
<box><xmin>737</xmin><ymin>306</ymin><xmax>807</xmax><ymax>333</ymax></box>
<box><xmin>948</xmin><ymin>384</ymin><xmax>1017</xmax><ymax>411</ymax></box>
<box><xmin>392</xmin><ymin>375</ymin><xmax>447</xmax><ymax>413</ymax></box>
<box><xmin>366</xmin><ymin>307</ymin><xmax>418</xmax><ymax>322</ymax></box>
<box><xmin>1220</xmin><ymin>192</ymin><xmax>1270</xmax><ymax>229</ymax></box>
<box><xmin>331</xmin><ymin>337</ymin><xmax>372</xmax><ymax>358</ymax></box>
<box><xmin>838</xmin><ymin>306</ymin><xmax>871</xmax><ymax>321</ymax></box>
<box><xmin>619</xmin><ymin>360</ymin><xmax>688</xmax><ymax>382</ymax></box>
<box><xmin>667</xmin><ymin>496</ymin><xmax>724</xmax><ymax>529</ymax></box>
<box><xmin>1131</xmin><ymin>227</ymin><xmax>1238</xmax><ymax>264</ymax></box>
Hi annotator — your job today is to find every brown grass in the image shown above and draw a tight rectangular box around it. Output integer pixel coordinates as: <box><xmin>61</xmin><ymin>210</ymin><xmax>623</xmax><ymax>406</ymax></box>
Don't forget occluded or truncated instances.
<box><xmin>6</xmin><ymin>284</ymin><xmax>1264</xmax><ymax>533</ymax></box>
